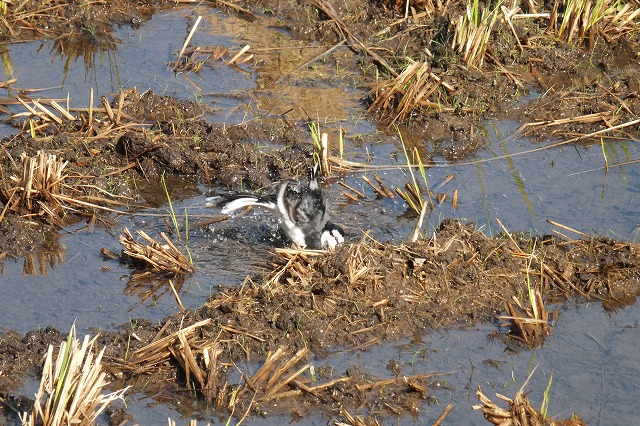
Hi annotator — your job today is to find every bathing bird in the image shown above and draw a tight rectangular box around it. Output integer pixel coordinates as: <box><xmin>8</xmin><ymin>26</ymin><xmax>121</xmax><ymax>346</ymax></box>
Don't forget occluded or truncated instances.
<box><xmin>218</xmin><ymin>165</ymin><xmax>344</xmax><ymax>250</ymax></box>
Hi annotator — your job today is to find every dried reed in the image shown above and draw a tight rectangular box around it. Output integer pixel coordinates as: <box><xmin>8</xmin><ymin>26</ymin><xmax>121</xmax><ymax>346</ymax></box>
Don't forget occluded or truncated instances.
<box><xmin>169</xmin><ymin>330</ymin><xmax>223</xmax><ymax>404</ymax></box>
<box><xmin>168</xmin><ymin>420</ymin><xmax>211</xmax><ymax>426</ymax></box>
<box><xmin>452</xmin><ymin>0</ymin><xmax>502</xmax><ymax>67</ymax></box>
<box><xmin>20</xmin><ymin>325</ymin><xmax>129</xmax><ymax>426</ymax></box>
<box><xmin>337</xmin><ymin>408</ymin><xmax>382</xmax><ymax>426</ymax></box>
<box><xmin>474</xmin><ymin>385</ymin><xmax>542</xmax><ymax>425</ymax></box>
<box><xmin>9</xmin><ymin>96</ymin><xmax>76</xmax><ymax>134</ymax></box>
<box><xmin>473</xmin><ymin>372</ymin><xmax>582</xmax><ymax>426</ymax></box>
<box><xmin>556</xmin><ymin>0</ymin><xmax>640</xmax><ymax>47</ymax></box>
<box><xmin>502</xmin><ymin>291</ymin><xmax>551</xmax><ymax>347</ymax></box>
<box><xmin>124</xmin><ymin>319</ymin><xmax>213</xmax><ymax>373</ymax></box>
<box><xmin>17</xmin><ymin>150</ymin><xmax>67</xmax><ymax>210</ymax></box>
<box><xmin>240</xmin><ymin>347</ymin><xmax>311</xmax><ymax>401</ymax></box>
<box><xmin>2</xmin><ymin>150</ymin><xmax>68</xmax><ymax>224</ymax></box>
<box><xmin>119</xmin><ymin>228</ymin><xmax>194</xmax><ymax>275</ymax></box>
<box><xmin>368</xmin><ymin>61</ymin><xmax>454</xmax><ymax>124</ymax></box>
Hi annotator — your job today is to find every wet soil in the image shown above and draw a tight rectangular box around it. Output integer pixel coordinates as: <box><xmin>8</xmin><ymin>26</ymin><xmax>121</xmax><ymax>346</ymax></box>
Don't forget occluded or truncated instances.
<box><xmin>0</xmin><ymin>0</ymin><xmax>639</xmax><ymax>424</ymax></box>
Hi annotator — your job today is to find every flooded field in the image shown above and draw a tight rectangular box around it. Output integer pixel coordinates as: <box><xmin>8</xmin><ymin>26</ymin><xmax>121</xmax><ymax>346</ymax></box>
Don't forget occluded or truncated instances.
<box><xmin>0</xmin><ymin>1</ymin><xmax>639</xmax><ymax>425</ymax></box>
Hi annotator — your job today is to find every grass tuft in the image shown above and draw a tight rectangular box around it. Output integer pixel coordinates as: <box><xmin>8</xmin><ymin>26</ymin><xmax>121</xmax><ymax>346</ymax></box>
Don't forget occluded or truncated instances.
<box><xmin>473</xmin><ymin>368</ymin><xmax>573</xmax><ymax>425</ymax></box>
<box><xmin>20</xmin><ymin>325</ymin><xmax>129</xmax><ymax>426</ymax></box>
<box><xmin>452</xmin><ymin>0</ymin><xmax>502</xmax><ymax>67</ymax></box>
<box><xmin>555</xmin><ymin>0</ymin><xmax>640</xmax><ymax>47</ymax></box>
<box><xmin>368</xmin><ymin>61</ymin><xmax>455</xmax><ymax>125</ymax></box>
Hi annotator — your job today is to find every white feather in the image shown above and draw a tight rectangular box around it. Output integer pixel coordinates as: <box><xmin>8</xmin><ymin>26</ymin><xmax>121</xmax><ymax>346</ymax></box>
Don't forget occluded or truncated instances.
<box><xmin>275</xmin><ymin>182</ymin><xmax>298</xmax><ymax>232</ymax></box>
<box><xmin>321</xmin><ymin>227</ymin><xmax>344</xmax><ymax>250</ymax></box>
<box><xmin>283</xmin><ymin>223</ymin><xmax>307</xmax><ymax>247</ymax></box>
<box><xmin>220</xmin><ymin>197</ymin><xmax>275</xmax><ymax>214</ymax></box>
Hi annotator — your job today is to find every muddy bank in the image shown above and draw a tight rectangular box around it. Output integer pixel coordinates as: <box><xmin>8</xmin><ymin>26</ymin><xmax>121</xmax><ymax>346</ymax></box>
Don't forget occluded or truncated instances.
<box><xmin>1</xmin><ymin>0</ymin><xmax>637</xmax><ymax>142</ymax></box>
<box><xmin>1</xmin><ymin>220</ymin><xmax>638</xmax><ymax>423</ymax></box>
<box><xmin>0</xmin><ymin>88</ymin><xmax>318</xmax><ymax>259</ymax></box>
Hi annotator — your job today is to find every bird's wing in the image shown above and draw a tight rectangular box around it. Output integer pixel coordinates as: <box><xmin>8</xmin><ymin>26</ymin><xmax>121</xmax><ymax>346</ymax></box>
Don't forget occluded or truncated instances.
<box><xmin>220</xmin><ymin>196</ymin><xmax>276</xmax><ymax>214</ymax></box>
<box><xmin>276</xmin><ymin>182</ymin><xmax>298</xmax><ymax>228</ymax></box>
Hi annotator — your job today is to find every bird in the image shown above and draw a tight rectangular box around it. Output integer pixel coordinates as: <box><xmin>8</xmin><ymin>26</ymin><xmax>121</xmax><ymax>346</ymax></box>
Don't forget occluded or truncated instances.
<box><xmin>218</xmin><ymin>165</ymin><xmax>344</xmax><ymax>250</ymax></box>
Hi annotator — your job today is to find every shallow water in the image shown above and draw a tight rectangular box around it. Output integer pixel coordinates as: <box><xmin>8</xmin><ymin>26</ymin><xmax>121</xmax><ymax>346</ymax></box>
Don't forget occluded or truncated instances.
<box><xmin>115</xmin><ymin>302</ymin><xmax>640</xmax><ymax>425</ymax></box>
<box><xmin>10</xmin><ymin>303</ymin><xmax>640</xmax><ymax>425</ymax></box>
<box><xmin>1</xmin><ymin>4</ymin><xmax>639</xmax><ymax>425</ymax></box>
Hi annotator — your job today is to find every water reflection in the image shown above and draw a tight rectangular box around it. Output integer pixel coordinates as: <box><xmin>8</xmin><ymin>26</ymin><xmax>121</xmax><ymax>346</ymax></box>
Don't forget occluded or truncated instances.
<box><xmin>21</xmin><ymin>231</ymin><xmax>65</xmax><ymax>276</ymax></box>
<box><xmin>49</xmin><ymin>30</ymin><xmax>120</xmax><ymax>78</ymax></box>
<box><xmin>0</xmin><ymin>44</ymin><xmax>15</xmax><ymax>82</ymax></box>
<box><xmin>124</xmin><ymin>273</ymin><xmax>184</xmax><ymax>311</ymax></box>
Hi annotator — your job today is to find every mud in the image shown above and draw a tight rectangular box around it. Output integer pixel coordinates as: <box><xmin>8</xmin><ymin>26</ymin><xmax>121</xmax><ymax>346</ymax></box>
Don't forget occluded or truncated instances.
<box><xmin>0</xmin><ymin>0</ymin><xmax>639</xmax><ymax>424</ymax></box>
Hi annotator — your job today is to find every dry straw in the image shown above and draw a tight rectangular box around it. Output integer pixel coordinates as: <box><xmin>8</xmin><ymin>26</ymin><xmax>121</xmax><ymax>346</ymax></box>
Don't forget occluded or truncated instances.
<box><xmin>119</xmin><ymin>228</ymin><xmax>195</xmax><ymax>275</ymax></box>
<box><xmin>368</xmin><ymin>61</ymin><xmax>455</xmax><ymax>125</ymax></box>
<box><xmin>452</xmin><ymin>0</ymin><xmax>502</xmax><ymax>67</ymax></box>
<box><xmin>555</xmin><ymin>0</ymin><xmax>640</xmax><ymax>46</ymax></box>
<box><xmin>502</xmin><ymin>291</ymin><xmax>552</xmax><ymax>347</ymax></box>
<box><xmin>7</xmin><ymin>150</ymin><xmax>68</xmax><ymax>213</ymax></box>
<box><xmin>20</xmin><ymin>325</ymin><xmax>129</xmax><ymax>426</ymax></box>
<box><xmin>473</xmin><ymin>366</ymin><xmax>568</xmax><ymax>425</ymax></box>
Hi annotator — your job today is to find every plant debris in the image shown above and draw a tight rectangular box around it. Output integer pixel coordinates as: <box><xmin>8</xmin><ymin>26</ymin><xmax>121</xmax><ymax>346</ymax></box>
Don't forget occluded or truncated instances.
<box><xmin>19</xmin><ymin>325</ymin><xmax>129</xmax><ymax>426</ymax></box>
<box><xmin>2</xmin><ymin>151</ymin><xmax>68</xmax><ymax>223</ymax></box>
<box><xmin>119</xmin><ymin>228</ymin><xmax>194</xmax><ymax>275</ymax></box>
<box><xmin>473</xmin><ymin>382</ymin><xmax>585</xmax><ymax>426</ymax></box>
<box><xmin>503</xmin><ymin>291</ymin><xmax>553</xmax><ymax>348</ymax></box>
<box><xmin>0</xmin><ymin>219</ymin><xmax>638</xmax><ymax>423</ymax></box>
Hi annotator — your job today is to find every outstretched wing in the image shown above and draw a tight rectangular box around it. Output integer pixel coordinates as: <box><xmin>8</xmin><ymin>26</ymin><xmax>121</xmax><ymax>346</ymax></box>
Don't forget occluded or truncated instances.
<box><xmin>220</xmin><ymin>195</ymin><xmax>277</xmax><ymax>214</ymax></box>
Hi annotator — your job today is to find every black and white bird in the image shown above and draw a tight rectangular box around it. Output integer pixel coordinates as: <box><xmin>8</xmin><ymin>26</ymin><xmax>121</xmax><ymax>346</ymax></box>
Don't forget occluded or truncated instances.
<box><xmin>218</xmin><ymin>166</ymin><xmax>344</xmax><ymax>250</ymax></box>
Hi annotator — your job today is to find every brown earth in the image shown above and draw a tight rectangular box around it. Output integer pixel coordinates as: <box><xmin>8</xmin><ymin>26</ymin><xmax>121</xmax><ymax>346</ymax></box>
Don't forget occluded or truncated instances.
<box><xmin>0</xmin><ymin>0</ymin><xmax>639</xmax><ymax>424</ymax></box>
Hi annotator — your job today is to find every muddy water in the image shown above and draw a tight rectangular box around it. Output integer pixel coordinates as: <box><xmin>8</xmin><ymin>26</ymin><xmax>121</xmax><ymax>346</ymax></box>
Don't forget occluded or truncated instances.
<box><xmin>1</xmin><ymin>5</ymin><xmax>639</xmax><ymax>425</ymax></box>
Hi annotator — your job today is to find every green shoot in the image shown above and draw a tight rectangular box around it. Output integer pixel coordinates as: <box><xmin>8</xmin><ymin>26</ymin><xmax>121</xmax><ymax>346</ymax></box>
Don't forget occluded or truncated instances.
<box><xmin>452</xmin><ymin>0</ymin><xmax>502</xmax><ymax>67</ymax></box>
<box><xmin>540</xmin><ymin>371</ymin><xmax>554</xmax><ymax>419</ymax></box>
<box><xmin>556</xmin><ymin>0</ymin><xmax>637</xmax><ymax>45</ymax></box>
<box><xmin>184</xmin><ymin>207</ymin><xmax>193</xmax><ymax>266</ymax></box>
<box><xmin>310</xmin><ymin>365</ymin><xmax>317</xmax><ymax>382</ymax></box>
<box><xmin>52</xmin><ymin>330</ymin><xmax>74</xmax><ymax>409</ymax></box>
<box><xmin>21</xmin><ymin>325</ymin><xmax>129</xmax><ymax>425</ymax></box>
<box><xmin>309</xmin><ymin>121</ymin><xmax>322</xmax><ymax>167</ymax></box>
<box><xmin>161</xmin><ymin>172</ymin><xmax>180</xmax><ymax>240</ymax></box>
<box><xmin>159</xmin><ymin>174</ymin><xmax>193</xmax><ymax>267</ymax></box>
<box><xmin>184</xmin><ymin>206</ymin><xmax>189</xmax><ymax>242</ymax></box>
<box><xmin>398</xmin><ymin>129</ymin><xmax>424</xmax><ymax>210</ymax></box>
<box><xmin>415</xmin><ymin>147</ymin><xmax>433</xmax><ymax>206</ymax></box>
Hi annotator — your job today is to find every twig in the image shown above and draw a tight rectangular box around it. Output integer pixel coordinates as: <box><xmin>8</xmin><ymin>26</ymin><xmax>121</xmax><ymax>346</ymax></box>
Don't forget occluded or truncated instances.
<box><xmin>168</xmin><ymin>279</ymin><xmax>186</xmax><ymax>312</ymax></box>
<box><xmin>174</xmin><ymin>16</ymin><xmax>203</xmax><ymax>72</ymax></box>
<box><xmin>432</xmin><ymin>403</ymin><xmax>455</xmax><ymax>426</ymax></box>
<box><xmin>412</xmin><ymin>201</ymin><xmax>429</xmax><ymax>242</ymax></box>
